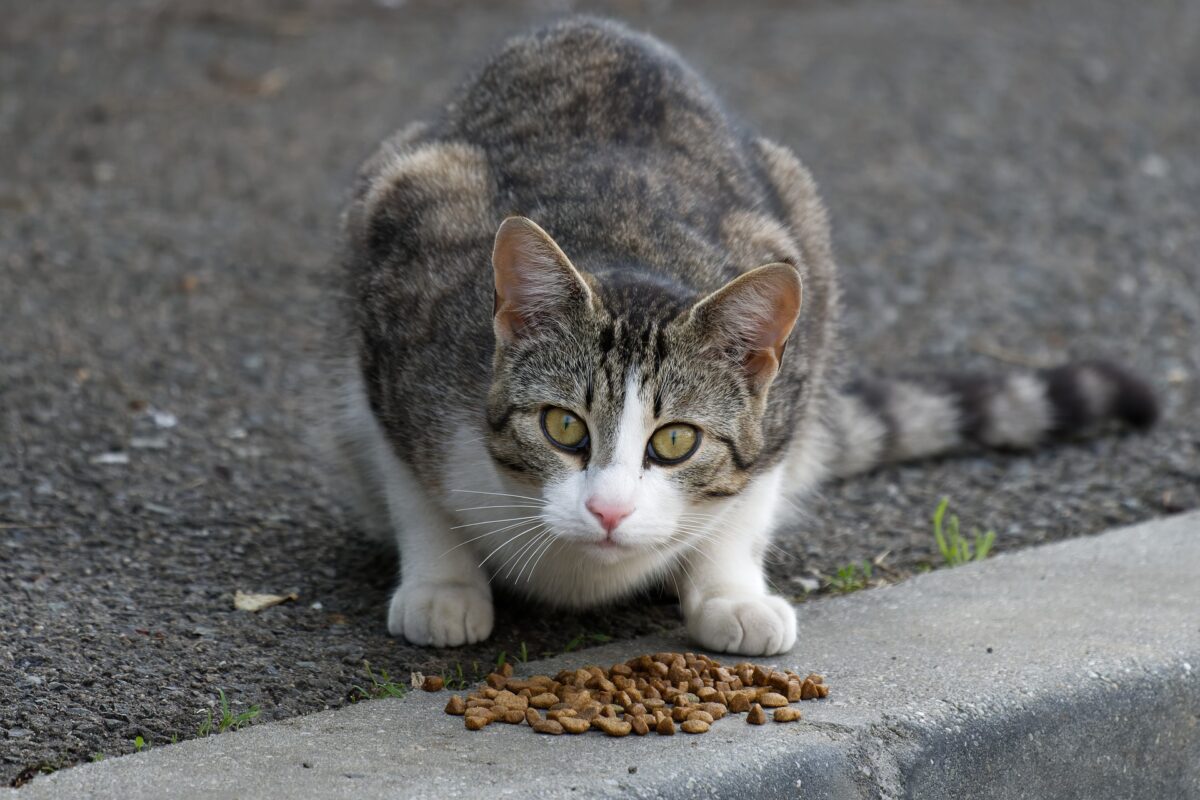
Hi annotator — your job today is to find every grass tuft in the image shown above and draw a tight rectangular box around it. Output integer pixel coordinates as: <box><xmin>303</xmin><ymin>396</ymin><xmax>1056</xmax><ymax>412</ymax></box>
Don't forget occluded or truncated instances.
<box><xmin>198</xmin><ymin>688</ymin><xmax>262</xmax><ymax>735</ymax></box>
<box><xmin>932</xmin><ymin>497</ymin><xmax>996</xmax><ymax>567</ymax></box>
<box><xmin>827</xmin><ymin>561</ymin><xmax>873</xmax><ymax>593</ymax></box>
<box><xmin>349</xmin><ymin>661</ymin><xmax>408</xmax><ymax>702</ymax></box>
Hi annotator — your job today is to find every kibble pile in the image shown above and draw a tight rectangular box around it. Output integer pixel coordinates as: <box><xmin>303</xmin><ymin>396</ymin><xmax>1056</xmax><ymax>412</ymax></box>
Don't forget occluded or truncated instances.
<box><xmin>430</xmin><ymin>651</ymin><xmax>829</xmax><ymax>736</ymax></box>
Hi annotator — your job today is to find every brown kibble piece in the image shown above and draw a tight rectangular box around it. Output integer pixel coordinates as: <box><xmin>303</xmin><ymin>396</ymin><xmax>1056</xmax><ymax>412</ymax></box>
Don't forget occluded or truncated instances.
<box><xmin>787</xmin><ymin>681</ymin><xmax>803</xmax><ymax>702</ymax></box>
<box><xmin>530</xmin><ymin>692</ymin><xmax>559</xmax><ymax>709</ymax></box>
<box><xmin>800</xmin><ymin>679</ymin><xmax>818</xmax><ymax>700</ymax></box>
<box><xmin>686</xmin><ymin>710</ymin><xmax>714</xmax><ymax>725</ymax></box>
<box><xmin>726</xmin><ymin>692</ymin><xmax>750</xmax><ymax>713</ymax></box>
<box><xmin>670</xmin><ymin>705</ymin><xmax>691</xmax><ymax>723</ymax></box>
<box><xmin>699</xmin><ymin>703</ymin><xmax>726</xmax><ymax>720</ymax></box>
<box><xmin>525</xmin><ymin>708</ymin><xmax>541</xmax><ymax>727</ymax></box>
<box><xmin>628</xmin><ymin>714</ymin><xmax>650</xmax><ymax>736</ymax></box>
<box><xmin>465</xmin><ymin>714</ymin><xmax>489</xmax><ymax>731</ymax></box>
<box><xmin>816</xmin><ymin>684</ymin><xmax>830</xmax><ymax>698</ymax></box>
<box><xmin>767</xmin><ymin>672</ymin><xmax>790</xmax><ymax>692</ymax></box>
<box><xmin>421</xmin><ymin>675</ymin><xmax>445</xmax><ymax>692</ymax></box>
<box><xmin>773</xmin><ymin>707</ymin><xmax>802</xmax><ymax>722</ymax></box>
<box><xmin>547</xmin><ymin>708</ymin><xmax>577</xmax><ymax>721</ymax></box>
<box><xmin>681</xmin><ymin>719</ymin><xmax>710</xmax><ymax>734</ymax></box>
<box><xmin>500</xmin><ymin>709</ymin><xmax>526</xmax><ymax>724</ymax></box>
<box><xmin>532</xmin><ymin>719</ymin><xmax>564</xmax><ymax>735</ymax></box>
<box><xmin>499</xmin><ymin>662</ymin><xmax>514</xmax><ymax>678</ymax></box>
<box><xmin>747</xmin><ymin>704</ymin><xmax>767</xmax><ymax>725</ymax></box>
<box><xmin>444</xmin><ymin>695</ymin><xmax>466</xmax><ymax>716</ymax></box>
<box><xmin>655</xmin><ymin>715</ymin><xmax>675</xmax><ymax>735</ymax></box>
<box><xmin>560</xmin><ymin>716</ymin><xmax>591</xmax><ymax>734</ymax></box>
<box><xmin>592</xmin><ymin>717</ymin><xmax>632</xmax><ymax>737</ymax></box>
<box><xmin>759</xmin><ymin>692</ymin><xmax>788</xmax><ymax>708</ymax></box>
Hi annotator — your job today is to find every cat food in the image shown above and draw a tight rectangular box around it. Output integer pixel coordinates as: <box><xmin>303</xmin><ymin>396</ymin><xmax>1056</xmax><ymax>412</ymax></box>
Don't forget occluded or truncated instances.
<box><xmin>439</xmin><ymin>652</ymin><xmax>828</xmax><ymax>737</ymax></box>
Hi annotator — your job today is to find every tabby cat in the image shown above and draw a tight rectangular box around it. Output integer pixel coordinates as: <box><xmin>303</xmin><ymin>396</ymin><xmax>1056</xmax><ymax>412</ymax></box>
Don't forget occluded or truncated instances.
<box><xmin>322</xmin><ymin>17</ymin><xmax>1156</xmax><ymax>655</ymax></box>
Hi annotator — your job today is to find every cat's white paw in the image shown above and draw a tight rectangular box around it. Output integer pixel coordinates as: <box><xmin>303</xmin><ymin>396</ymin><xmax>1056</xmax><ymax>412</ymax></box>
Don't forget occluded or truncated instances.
<box><xmin>387</xmin><ymin>581</ymin><xmax>494</xmax><ymax>647</ymax></box>
<box><xmin>686</xmin><ymin>593</ymin><xmax>797</xmax><ymax>655</ymax></box>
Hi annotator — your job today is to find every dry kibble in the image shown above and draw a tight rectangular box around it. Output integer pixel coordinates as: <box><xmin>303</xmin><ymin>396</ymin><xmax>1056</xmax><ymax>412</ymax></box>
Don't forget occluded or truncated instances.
<box><xmin>533</xmin><ymin>719</ymin><xmax>564</xmax><ymax>735</ymax></box>
<box><xmin>726</xmin><ymin>691</ymin><xmax>751</xmax><ymax>713</ymax></box>
<box><xmin>421</xmin><ymin>675</ymin><xmax>445</xmax><ymax>692</ymax></box>
<box><xmin>530</xmin><ymin>692</ymin><xmax>559</xmax><ymax>709</ymax></box>
<box><xmin>446</xmin><ymin>653</ymin><xmax>831</xmax><ymax>738</ymax></box>
<box><xmin>592</xmin><ymin>717</ymin><xmax>632</xmax><ymax>737</ymax></box>
<box><xmin>759</xmin><ymin>692</ymin><xmax>789</xmax><ymax>708</ymax></box>
<box><xmin>773</xmin><ymin>707</ymin><xmax>802</xmax><ymax>723</ymax></box>
<box><xmin>560</xmin><ymin>716</ymin><xmax>591</xmax><ymax>734</ymax></box>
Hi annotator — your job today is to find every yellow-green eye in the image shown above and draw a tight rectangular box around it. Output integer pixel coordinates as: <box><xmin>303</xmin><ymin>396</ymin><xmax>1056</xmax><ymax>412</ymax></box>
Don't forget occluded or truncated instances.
<box><xmin>648</xmin><ymin>423</ymin><xmax>700</xmax><ymax>464</ymax></box>
<box><xmin>541</xmin><ymin>407</ymin><xmax>589</xmax><ymax>452</ymax></box>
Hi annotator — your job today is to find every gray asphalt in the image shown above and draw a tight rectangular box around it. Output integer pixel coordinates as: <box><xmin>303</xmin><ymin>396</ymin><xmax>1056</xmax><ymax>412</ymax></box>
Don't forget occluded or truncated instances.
<box><xmin>2</xmin><ymin>0</ymin><xmax>1198</xmax><ymax>785</ymax></box>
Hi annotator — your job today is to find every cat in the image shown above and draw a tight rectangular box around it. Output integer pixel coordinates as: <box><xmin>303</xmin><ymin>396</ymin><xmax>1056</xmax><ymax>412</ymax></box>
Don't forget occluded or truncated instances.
<box><xmin>320</xmin><ymin>17</ymin><xmax>1157</xmax><ymax>655</ymax></box>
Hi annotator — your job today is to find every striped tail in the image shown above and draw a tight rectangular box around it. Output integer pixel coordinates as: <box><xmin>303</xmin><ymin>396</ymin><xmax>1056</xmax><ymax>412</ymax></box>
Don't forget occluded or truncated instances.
<box><xmin>827</xmin><ymin>360</ymin><xmax>1159</xmax><ymax>478</ymax></box>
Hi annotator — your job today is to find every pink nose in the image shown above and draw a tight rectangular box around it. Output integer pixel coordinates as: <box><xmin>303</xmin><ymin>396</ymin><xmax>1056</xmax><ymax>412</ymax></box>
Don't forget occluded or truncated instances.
<box><xmin>586</xmin><ymin>498</ymin><xmax>633</xmax><ymax>534</ymax></box>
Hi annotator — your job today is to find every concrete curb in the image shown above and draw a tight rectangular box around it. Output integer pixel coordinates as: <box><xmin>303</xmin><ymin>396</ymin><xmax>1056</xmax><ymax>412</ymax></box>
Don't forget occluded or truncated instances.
<box><xmin>10</xmin><ymin>513</ymin><xmax>1200</xmax><ymax>799</ymax></box>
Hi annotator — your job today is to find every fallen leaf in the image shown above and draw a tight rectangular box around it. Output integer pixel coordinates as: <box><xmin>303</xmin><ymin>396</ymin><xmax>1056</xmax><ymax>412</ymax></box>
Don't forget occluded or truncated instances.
<box><xmin>234</xmin><ymin>590</ymin><xmax>298</xmax><ymax>612</ymax></box>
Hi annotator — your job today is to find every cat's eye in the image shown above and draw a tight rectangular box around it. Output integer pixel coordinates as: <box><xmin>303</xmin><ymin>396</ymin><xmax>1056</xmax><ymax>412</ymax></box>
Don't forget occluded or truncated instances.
<box><xmin>541</xmin><ymin>407</ymin><xmax>589</xmax><ymax>452</ymax></box>
<box><xmin>648</xmin><ymin>423</ymin><xmax>700</xmax><ymax>464</ymax></box>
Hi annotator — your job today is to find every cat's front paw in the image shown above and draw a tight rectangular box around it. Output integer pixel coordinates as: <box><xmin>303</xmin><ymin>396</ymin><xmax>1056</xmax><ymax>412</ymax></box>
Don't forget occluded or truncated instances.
<box><xmin>387</xmin><ymin>581</ymin><xmax>494</xmax><ymax>647</ymax></box>
<box><xmin>686</xmin><ymin>593</ymin><xmax>797</xmax><ymax>656</ymax></box>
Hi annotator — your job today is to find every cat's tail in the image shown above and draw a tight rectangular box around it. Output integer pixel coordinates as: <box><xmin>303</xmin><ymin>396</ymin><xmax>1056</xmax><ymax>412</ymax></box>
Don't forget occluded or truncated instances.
<box><xmin>825</xmin><ymin>360</ymin><xmax>1158</xmax><ymax>478</ymax></box>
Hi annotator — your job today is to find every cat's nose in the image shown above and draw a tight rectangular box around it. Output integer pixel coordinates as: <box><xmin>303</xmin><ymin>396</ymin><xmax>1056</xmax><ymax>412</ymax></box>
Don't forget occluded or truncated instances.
<box><xmin>585</xmin><ymin>498</ymin><xmax>633</xmax><ymax>534</ymax></box>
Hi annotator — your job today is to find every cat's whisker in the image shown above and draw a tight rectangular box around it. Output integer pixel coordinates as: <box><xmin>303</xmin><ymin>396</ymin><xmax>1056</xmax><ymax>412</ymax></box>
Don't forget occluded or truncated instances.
<box><xmin>519</xmin><ymin>531</ymin><xmax>558</xmax><ymax>583</ymax></box>
<box><xmin>500</xmin><ymin>529</ymin><xmax>551</xmax><ymax>580</ymax></box>
<box><xmin>449</xmin><ymin>489</ymin><xmax>548</xmax><ymax>505</ymax></box>
<box><xmin>479</xmin><ymin>522</ymin><xmax>545</xmax><ymax>568</ymax></box>
<box><xmin>439</xmin><ymin>515</ymin><xmax>547</xmax><ymax>558</ymax></box>
<box><xmin>450</xmin><ymin>514</ymin><xmax>542</xmax><ymax>530</ymax></box>
<box><xmin>453</xmin><ymin>503</ymin><xmax>545</xmax><ymax>513</ymax></box>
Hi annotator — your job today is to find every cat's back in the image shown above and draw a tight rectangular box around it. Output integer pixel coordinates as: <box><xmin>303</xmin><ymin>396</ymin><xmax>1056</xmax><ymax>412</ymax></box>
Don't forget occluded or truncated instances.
<box><xmin>430</xmin><ymin>17</ymin><xmax>772</xmax><ymax>277</ymax></box>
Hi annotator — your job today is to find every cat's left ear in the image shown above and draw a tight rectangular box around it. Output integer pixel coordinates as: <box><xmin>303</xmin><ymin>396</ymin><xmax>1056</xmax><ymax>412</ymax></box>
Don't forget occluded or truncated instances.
<box><xmin>492</xmin><ymin>216</ymin><xmax>594</xmax><ymax>344</ymax></box>
<box><xmin>688</xmin><ymin>263</ymin><xmax>802</xmax><ymax>393</ymax></box>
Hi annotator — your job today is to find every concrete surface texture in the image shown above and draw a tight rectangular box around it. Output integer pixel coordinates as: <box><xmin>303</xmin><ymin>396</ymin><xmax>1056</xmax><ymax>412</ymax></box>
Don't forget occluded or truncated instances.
<box><xmin>3</xmin><ymin>0</ymin><xmax>1199</xmax><ymax>781</ymax></box>
<box><xmin>7</xmin><ymin>512</ymin><xmax>1199</xmax><ymax>799</ymax></box>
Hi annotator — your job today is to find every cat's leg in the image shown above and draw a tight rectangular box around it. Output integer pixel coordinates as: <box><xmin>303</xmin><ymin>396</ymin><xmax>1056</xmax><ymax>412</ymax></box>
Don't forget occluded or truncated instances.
<box><xmin>676</xmin><ymin>468</ymin><xmax>797</xmax><ymax>656</ymax></box>
<box><xmin>368</xmin><ymin>423</ymin><xmax>494</xmax><ymax>648</ymax></box>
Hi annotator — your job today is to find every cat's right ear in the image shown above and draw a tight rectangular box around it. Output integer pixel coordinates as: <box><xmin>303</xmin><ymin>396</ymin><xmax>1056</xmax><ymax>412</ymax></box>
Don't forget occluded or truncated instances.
<box><xmin>492</xmin><ymin>216</ymin><xmax>594</xmax><ymax>344</ymax></box>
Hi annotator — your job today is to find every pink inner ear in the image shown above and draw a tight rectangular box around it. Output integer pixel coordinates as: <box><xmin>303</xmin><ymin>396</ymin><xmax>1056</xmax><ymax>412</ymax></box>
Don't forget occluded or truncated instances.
<box><xmin>697</xmin><ymin>263</ymin><xmax>802</xmax><ymax>390</ymax></box>
<box><xmin>491</xmin><ymin>217</ymin><xmax>590</xmax><ymax>342</ymax></box>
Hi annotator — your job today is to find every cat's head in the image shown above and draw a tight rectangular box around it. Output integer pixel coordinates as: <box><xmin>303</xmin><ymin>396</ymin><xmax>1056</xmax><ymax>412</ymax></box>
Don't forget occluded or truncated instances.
<box><xmin>485</xmin><ymin>217</ymin><xmax>801</xmax><ymax>565</ymax></box>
